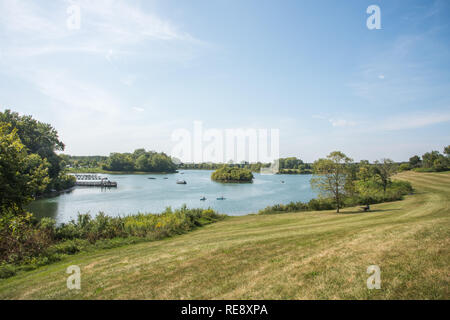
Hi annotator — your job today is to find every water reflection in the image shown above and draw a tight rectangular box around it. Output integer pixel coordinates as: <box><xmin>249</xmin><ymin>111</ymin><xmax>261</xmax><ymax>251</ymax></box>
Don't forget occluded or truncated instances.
<box><xmin>27</xmin><ymin>170</ymin><xmax>316</xmax><ymax>223</ymax></box>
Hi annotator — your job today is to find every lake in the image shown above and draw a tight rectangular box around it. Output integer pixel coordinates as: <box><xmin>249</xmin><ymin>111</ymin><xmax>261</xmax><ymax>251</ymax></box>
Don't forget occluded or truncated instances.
<box><xmin>28</xmin><ymin>170</ymin><xmax>317</xmax><ymax>223</ymax></box>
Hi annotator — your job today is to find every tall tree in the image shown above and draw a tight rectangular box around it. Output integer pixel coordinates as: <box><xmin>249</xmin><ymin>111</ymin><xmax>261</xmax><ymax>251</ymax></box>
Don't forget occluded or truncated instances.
<box><xmin>409</xmin><ymin>155</ymin><xmax>421</xmax><ymax>168</ymax></box>
<box><xmin>422</xmin><ymin>151</ymin><xmax>441</xmax><ymax>169</ymax></box>
<box><xmin>311</xmin><ymin>151</ymin><xmax>353</xmax><ymax>213</ymax></box>
<box><xmin>0</xmin><ymin>109</ymin><xmax>64</xmax><ymax>180</ymax></box>
<box><xmin>373</xmin><ymin>159</ymin><xmax>397</xmax><ymax>195</ymax></box>
<box><xmin>0</xmin><ymin>124</ymin><xmax>50</xmax><ymax>214</ymax></box>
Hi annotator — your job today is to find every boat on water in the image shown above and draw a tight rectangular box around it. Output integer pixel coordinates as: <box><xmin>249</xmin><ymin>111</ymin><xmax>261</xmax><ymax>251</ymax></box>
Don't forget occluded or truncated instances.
<box><xmin>216</xmin><ymin>196</ymin><xmax>225</xmax><ymax>200</ymax></box>
<box><xmin>148</xmin><ymin>177</ymin><xmax>156</xmax><ymax>180</ymax></box>
<box><xmin>176</xmin><ymin>180</ymin><xmax>187</xmax><ymax>184</ymax></box>
<box><xmin>200</xmin><ymin>197</ymin><xmax>207</xmax><ymax>201</ymax></box>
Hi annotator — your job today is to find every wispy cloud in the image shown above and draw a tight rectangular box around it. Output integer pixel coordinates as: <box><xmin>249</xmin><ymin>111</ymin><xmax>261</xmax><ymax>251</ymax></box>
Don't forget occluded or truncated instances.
<box><xmin>380</xmin><ymin>112</ymin><xmax>450</xmax><ymax>131</ymax></box>
<box><xmin>0</xmin><ymin>0</ymin><xmax>203</xmax><ymax>59</ymax></box>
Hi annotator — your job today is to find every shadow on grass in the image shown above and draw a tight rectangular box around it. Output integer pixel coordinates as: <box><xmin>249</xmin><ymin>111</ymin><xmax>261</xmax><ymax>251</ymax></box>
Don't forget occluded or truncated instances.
<box><xmin>339</xmin><ymin>208</ymin><xmax>401</xmax><ymax>215</ymax></box>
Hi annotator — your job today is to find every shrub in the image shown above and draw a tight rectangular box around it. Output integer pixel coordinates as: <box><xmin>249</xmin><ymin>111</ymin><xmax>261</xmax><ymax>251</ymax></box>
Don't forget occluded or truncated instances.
<box><xmin>211</xmin><ymin>166</ymin><xmax>254</xmax><ymax>183</ymax></box>
<box><xmin>0</xmin><ymin>206</ymin><xmax>225</xmax><ymax>278</ymax></box>
<box><xmin>399</xmin><ymin>163</ymin><xmax>411</xmax><ymax>172</ymax></box>
<box><xmin>0</xmin><ymin>264</ymin><xmax>17</xmax><ymax>279</ymax></box>
<box><xmin>0</xmin><ymin>212</ymin><xmax>53</xmax><ymax>264</ymax></box>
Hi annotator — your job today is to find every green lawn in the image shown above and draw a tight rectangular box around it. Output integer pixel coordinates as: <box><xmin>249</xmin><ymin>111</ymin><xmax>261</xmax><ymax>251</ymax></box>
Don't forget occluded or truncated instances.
<box><xmin>0</xmin><ymin>171</ymin><xmax>448</xmax><ymax>299</ymax></box>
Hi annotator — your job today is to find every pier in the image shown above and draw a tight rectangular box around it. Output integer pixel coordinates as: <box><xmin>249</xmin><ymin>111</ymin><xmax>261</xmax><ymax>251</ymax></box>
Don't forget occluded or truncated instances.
<box><xmin>70</xmin><ymin>174</ymin><xmax>118</xmax><ymax>187</ymax></box>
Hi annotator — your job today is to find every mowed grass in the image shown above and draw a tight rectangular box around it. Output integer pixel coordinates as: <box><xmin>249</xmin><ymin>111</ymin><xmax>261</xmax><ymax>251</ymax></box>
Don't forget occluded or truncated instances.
<box><xmin>0</xmin><ymin>171</ymin><xmax>448</xmax><ymax>299</ymax></box>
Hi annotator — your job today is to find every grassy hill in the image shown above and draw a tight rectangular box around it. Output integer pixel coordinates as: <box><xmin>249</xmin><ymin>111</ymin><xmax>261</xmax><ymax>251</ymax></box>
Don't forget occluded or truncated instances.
<box><xmin>0</xmin><ymin>171</ymin><xmax>448</xmax><ymax>299</ymax></box>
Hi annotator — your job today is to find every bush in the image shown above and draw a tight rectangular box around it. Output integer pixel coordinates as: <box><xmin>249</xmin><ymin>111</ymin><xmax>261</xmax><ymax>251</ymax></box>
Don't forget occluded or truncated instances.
<box><xmin>258</xmin><ymin>198</ymin><xmax>334</xmax><ymax>215</ymax></box>
<box><xmin>399</xmin><ymin>163</ymin><xmax>411</xmax><ymax>172</ymax></box>
<box><xmin>0</xmin><ymin>264</ymin><xmax>17</xmax><ymax>279</ymax></box>
<box><xmin>211</xmin><ymin>166</ymin><xmax>254</xmax><ymax>183</ymax></box>
<box><xmin>52</xmin><ymin>173</ymin><xmax>76</xmax><ymax>191</ymax></box>
<box><xmin>0</xmin><ymin>212</ymin><xmax>53</xmax><ymax>264</ymax></box>
<box><xmin>0</xmin><ymin>206</ymin><xmax>225</xmax><ymax>278</ymax></box>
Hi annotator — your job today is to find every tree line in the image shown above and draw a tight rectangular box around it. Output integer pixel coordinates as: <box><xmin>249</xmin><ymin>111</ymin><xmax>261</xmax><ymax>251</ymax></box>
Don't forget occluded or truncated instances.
<box><xmin>62</xmin><ymin>150</ymin><xmax>177</xmax><ymax>173</ymax></box>
<box><xmin>401</xmin><ymin>147</ymin><xmax>450</xmax><ymax>172</ymax></box>
<box><xmin>102</xmin><ymin>149</ymin><xmax>177</xmax><ymax>173</ymax></box>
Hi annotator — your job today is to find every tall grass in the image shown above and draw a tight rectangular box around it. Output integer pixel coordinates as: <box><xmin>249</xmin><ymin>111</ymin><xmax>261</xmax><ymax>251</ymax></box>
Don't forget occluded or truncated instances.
<box><xmin>0</xmin><ymin>206</ymin><xmax>225</xmax><ymax>278</ymax></box>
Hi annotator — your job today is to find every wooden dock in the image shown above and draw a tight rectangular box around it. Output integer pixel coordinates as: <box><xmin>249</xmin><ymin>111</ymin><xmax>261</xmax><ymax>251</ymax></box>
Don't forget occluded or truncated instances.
<box><xmin>70</xmin><ymin>174</ymin><xmax>118</xmax><ymax>187</ymax></box>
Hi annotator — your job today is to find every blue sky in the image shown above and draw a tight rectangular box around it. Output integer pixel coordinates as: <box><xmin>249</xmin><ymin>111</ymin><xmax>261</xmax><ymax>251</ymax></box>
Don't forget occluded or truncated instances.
<box><xmin>0</xmin><ymin>0</ymin><xmax>449</xmax><ymax>162</ymax></box>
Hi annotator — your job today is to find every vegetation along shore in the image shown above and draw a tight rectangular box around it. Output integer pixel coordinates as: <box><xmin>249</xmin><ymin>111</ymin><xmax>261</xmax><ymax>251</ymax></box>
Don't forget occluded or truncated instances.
<box><xmin>1</xmin><ymin>108</ymin><xmax>449</xmax><ymax>299</ymax></box>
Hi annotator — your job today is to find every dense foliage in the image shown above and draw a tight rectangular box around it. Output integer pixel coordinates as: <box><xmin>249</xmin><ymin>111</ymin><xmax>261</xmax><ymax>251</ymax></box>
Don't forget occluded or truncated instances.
<box><xmin>60</xmin><ymin>155</ymin><xmax>108</xmax><ymax>170</ymax></box>
<box><xmin>0</xmin><ymin>206</ymin><xmax>224</xmax><ymax>278</ymax></box>
<box><xmin>278</xmin><ymin>157</ymin><xmax>313</xmax><ymax>174</ymax></box>
<box><xmin>211</xmin><ymin>166</ymin><xmax>254</xmax><ymax>182</ymax></box>
<box><xmin>0</xmin><ymin>125</ymin><xmax>50</xmax><ymax>213</ymax></box>
<box><xmin>402</xmin><ymin>146</ymin><xmax>450</xmax><ymax>172</ymax></box>
<box><xmin>0</xmin><ymin>110</ymin><xmax>75</xmax><ymax>199</ymax></box>
<box><xmin>100</xmin><ymin>149</ymin><xmax>177</xmax><ymax>173</ymax></box>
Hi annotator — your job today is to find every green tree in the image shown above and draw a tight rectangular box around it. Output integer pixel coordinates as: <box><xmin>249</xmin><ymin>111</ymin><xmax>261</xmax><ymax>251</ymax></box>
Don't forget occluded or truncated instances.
<box><xmin>409</xmin><ymin>155</ymin><xmax>421</xmax><ymax>168</ymax></box>
<box><xmin>357</xmin><ymin>160</ymin><xmax>373</xmax><ymax>181</ymax></box>
<box><xmin>373</xmin><ymin>159</ymin><xmax>397</xmax><ymax>195</ymax></box>
<box><xmin>0</xmin><ymin>110</ymin><xmax>64</xmax><ymax>180</ymax></box>
<box><xmin>444</xmin><ymin>145</ymin><xmax>450</xmax><ymax>157</ymax></box>
<box><xmin>0</xmin><ymin>124</ymin><xmax>50</xmax><ymax>214</ymax></box>
<box><xmin>105</xmin><ymin>153</ymin><xmax>135</xmax><ymax>171</ymax></box>
<box><xmin>433</xmin><ymin>157</ymin><xmax>448</xmax><ymax>172</ymax></box>
<box><xmin>211</xmin><ymin>165</ymin><xmax>253</xmax><ymax>183</ymax></box>
<box><xmin>311</xmin><ymin>151</ymin><xmax>353</xmax><ymax>213</ymax></box>
<box><xmin>422</xmin><ymin>151</ymin><xmax>440</xmax><ymax>168</ymax></box>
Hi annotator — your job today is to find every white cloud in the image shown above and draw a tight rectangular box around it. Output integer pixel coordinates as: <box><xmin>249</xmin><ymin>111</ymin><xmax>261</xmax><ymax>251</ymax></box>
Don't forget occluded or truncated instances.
<box><xmin>378</xmin><ymin>74</ymin><xmax>385</xmax><ymax>79</ymax></box>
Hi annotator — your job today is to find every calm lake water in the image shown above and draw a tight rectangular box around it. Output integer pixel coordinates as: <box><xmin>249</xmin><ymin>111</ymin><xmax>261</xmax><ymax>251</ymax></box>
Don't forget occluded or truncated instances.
<box><xmin>28</xmin><ymin>170</ymin><xmax>316</xmax><ymax>223</ymax></box>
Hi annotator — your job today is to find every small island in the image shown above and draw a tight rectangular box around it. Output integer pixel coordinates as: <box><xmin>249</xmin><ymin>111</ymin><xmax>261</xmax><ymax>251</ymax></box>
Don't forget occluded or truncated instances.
<box><xmin>211</xmin><ymin>166</ymin><xmax>254</xmax><ymax>183</ymax></box>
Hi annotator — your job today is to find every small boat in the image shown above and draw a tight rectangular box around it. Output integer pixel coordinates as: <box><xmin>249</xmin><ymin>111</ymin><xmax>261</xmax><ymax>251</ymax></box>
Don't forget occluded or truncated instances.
<box><xmin>148</xmin><ymin>177</ymin><xmax>156</xmax><ymax>180</ymax></box>
<box><xmin>200</xmin><ymin>197</ymin><xmax>207</xmax><ymax>201</ymax></box>
<box><xmin>163</xmin><ymin>177</ymin><xmax>168</xmax><ymax>179</ymax></box>
<box><xmin>281</xmin><ymin>180</ymin><xmax>285</xmax><ymax>183</ymax></box>
<box><xmin>176</xmin><ymin>180</ymin><xmax>187</xmax><ymax>184</ymax></box>
<box><xmin>216</xmin><ymin>196</ymin><xmax>225</xmax><ymax>200</ymax></box>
